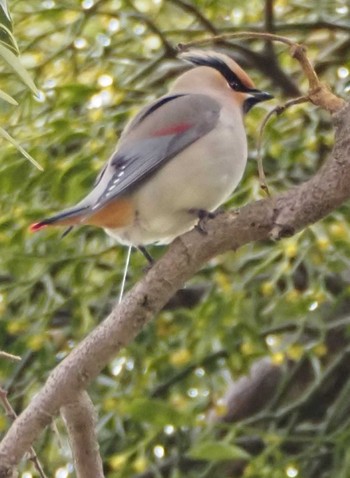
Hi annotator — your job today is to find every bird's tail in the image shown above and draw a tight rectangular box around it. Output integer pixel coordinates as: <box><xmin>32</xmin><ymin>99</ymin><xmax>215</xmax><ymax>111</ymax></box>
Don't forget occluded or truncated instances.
<box><xmin>29</xmin><ymin>206</ymin><xmax>90</xmax><ymax>232</ymax></box>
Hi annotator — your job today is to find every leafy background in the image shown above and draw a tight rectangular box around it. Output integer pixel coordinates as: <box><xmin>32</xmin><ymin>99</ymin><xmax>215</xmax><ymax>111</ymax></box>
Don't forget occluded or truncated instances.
<box><xmin>1</xmin><ymin>0</ymin><xmax>350</xmax><ymax>477</ymax></box>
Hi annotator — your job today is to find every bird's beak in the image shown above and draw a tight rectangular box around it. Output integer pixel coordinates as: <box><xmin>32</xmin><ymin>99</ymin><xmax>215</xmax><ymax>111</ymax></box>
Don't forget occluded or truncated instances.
<box><xmin>250</xmin><ymin>89</ymin><xmax>274</xmax><ymax>103</ymax></box>
<box><xmin>243</xmin><ymin>89</ymin><xmax>273</xmax><ymax>113</ymax></box>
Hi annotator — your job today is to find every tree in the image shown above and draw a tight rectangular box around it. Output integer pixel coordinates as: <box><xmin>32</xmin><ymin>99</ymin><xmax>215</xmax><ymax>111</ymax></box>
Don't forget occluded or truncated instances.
<box><xmin>1</xmin><ymin>1</ymin><xmax>350</xmax><ymax>477</ymax></box>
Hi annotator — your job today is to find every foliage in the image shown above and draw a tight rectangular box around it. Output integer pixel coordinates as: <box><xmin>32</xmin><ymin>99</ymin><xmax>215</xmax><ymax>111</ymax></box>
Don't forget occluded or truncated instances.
<box><xmin>1</xmin><ymin>1</ymin><xmax>350</xmax><ymax>477</ymax></box>
<box><xmin>0</xmin><ymin>0</ymin><xmax>41</xmax><ymax>168</ymax></box>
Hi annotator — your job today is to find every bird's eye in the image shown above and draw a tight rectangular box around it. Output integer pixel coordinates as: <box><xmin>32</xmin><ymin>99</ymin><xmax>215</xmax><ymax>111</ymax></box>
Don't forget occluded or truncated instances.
<box><xmin>229</xmin><ymin>79</ymin><xmax>246</xmax><ymax>92</ymax></box>
<box><xmin>229</xmin><ymin>81</ymin><xmax>240</xmax><ymax>90</ymax></box>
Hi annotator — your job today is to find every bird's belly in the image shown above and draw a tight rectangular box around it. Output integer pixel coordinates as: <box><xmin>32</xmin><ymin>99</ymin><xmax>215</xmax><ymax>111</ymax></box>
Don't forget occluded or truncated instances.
<box><xmin>106</xmin><ymin>123</ymin><xmax>247</xmax><ymax>245</ymax></box>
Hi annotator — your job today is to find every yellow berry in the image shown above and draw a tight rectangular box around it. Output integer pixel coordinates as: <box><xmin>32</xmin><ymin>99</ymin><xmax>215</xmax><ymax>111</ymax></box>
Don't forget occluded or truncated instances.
<box><xmin>27</xmin><ymin>334</ymin><xmax>46</xmax><ymax>351</ymax></box>
<box><xmin>287</xmin><ymin>344</ymin><xmax>304</xmax><ymax>361</ymax></box>
<box><xmin>317</xmin><ymin>237</ymin><xmax>330</xmax><ymax>251</ymax></box>
<box><xmin>271</xmin><ymin>352</ymin><xmax>285</xmax><ymax>365</ymax></box>
<box><xmin>133</xmin><ymin>456</ymin><xmax>148</xmax><ymax>473</ymax></box>
<box><xmin>261</xmin><ymin>281</ymin><xmax>274</xmax><ymax>296</ymax></box>
<box><xmin>313</xmin><ymin>343</ymin><xmax>327</xmax><ymax>357</ymax></box>
<box><xmin>329</xmin><ymin>223</ymin><xmax>347</xmax><ymax>239</ymax></box>
<box><xmin>109</xmin><ymin>454</ymin><xmax>128</xmax><ymax>470</ymax></box>
<box><xmin>170</xmin><ymin>348</ymin><xmax>191</xmax><ymax>367</ymax></box>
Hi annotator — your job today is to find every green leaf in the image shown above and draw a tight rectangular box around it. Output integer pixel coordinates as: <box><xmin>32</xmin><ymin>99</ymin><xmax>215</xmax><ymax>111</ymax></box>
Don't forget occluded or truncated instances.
<box><xmin>0</xmin><ymin>44</ymin><xmax>39</xmax><ymax>95</ymax></box>
<box><xmin>0</xmin><ymin>126</ymin><xmax>43</xmax><ymax>170</ymax></box>
<box><xmin>0</xmin><ymin>0</ymin><xmax>11</xmax><ymax>22</ymax></box>
<box><xmin>126</xmin><ymin>398</ymin><xmax>187</xmax><ymax>427</ymax></box>
<box><xmin>0</xmin><ymin>88</ymin><xmax>17</xmax><ymax>104</ymax></box>
<box><xmin>188</xmin><ymin>441</ymin><xmax>250</xmax><ymax>462</ymax></box>
<box><xmin>0</xmin><ymin>24</ymin><xmax>19</xmax><ymax>53</ymax></box>
<box><xmin>0</xmin><ymin>1</ymin><xmax>19</xmax><ymax>53</ymax></box>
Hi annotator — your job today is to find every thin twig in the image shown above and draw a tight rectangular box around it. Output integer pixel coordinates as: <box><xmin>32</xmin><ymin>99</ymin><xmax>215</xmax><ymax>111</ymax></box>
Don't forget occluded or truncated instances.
<box><xmin>0</xmin><ymin>351</ymin><xmax>21</xmax><ymax>361</ymax></box>
<box><xmin>0</xmin><ymin>387</ymin><xmax>47</xmax><ymax>478</ymax></box>
<box><xmin>166</xmin><ymin>0</ymin><xmax>218</xmax><ymax>35</ymax></box>
<box><xmin>256</xmin><ymin>96</ymin><xmax>310</xmax><ymax>194</ymax></box>
<box><xmin>177</xmin><ymin>31</ymin><xmax>296</xmax><ymax>52</ymax></box>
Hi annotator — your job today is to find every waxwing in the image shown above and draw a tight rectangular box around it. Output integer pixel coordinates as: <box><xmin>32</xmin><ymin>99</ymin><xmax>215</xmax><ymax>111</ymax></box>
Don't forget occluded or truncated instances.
<box><xmin>31</xmin><ymin>50</ymin><xmax>272</xmax><ymax>257</ymax></box>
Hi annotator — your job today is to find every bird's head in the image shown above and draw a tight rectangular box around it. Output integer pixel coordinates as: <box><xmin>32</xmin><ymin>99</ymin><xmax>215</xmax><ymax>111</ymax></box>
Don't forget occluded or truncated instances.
<box><xmin>176</xmin><ymin>49</ymin><xmax>273</xmax><ymax>113</ymax></box>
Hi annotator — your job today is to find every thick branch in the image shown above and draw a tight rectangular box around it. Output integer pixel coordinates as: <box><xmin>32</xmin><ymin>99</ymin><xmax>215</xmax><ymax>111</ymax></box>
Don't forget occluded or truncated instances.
<box><xmin>61</xmin><ymin>391</ymin><xmax>104</xmax><ymax>478</ymax></box>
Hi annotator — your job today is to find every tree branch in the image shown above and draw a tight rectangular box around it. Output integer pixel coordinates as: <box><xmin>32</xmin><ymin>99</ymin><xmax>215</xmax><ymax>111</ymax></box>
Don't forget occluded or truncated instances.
<box><xmin>61</xmin><ymin>391</ymin><xmax>104</xmax><ymax>478</ymax></box>
<box><xmin>166</xmin><ymin>0</ymin><xmax>218</xmax><ymax>35</ymax></box>
<box><xmin>213</xmin><ymin>358</ymin><xmax>283</xmax><ymax>423</ymax></box>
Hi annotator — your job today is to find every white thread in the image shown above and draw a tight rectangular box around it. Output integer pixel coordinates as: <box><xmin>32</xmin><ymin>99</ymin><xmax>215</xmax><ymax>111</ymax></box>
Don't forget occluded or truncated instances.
<box><xmin>118</xmin><ymin>245</ymin><xmax>132</xmax><ymax>304</ymax></box>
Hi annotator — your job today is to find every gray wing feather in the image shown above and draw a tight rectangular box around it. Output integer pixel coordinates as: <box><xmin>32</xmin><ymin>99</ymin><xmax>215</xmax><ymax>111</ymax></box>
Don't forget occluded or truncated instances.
<box><xmin>91</xmin><ymin>93</ymin><xmax>221</xmax><ymax>211</ymax></box>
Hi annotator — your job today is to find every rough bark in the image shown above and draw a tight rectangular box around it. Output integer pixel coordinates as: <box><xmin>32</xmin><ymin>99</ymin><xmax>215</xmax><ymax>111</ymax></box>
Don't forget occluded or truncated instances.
<box><xmin>61</xmin><ymin>391</ymin><xmax>104</xmax><ymax>478</ymax></box>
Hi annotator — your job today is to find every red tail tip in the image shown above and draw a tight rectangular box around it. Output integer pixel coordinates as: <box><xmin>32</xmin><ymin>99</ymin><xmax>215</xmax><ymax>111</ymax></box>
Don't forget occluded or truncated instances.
<box><xmin>29</xmin><ymin>222</ymin><xmax>47</xmax><ymax>232</ymax></box>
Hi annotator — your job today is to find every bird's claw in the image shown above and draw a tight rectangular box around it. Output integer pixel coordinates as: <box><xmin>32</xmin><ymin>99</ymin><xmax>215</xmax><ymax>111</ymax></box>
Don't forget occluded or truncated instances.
<box><xmin>189</xmin><ymin>208</ymin><xmax>216</xmax><ymax>235</ymax></box>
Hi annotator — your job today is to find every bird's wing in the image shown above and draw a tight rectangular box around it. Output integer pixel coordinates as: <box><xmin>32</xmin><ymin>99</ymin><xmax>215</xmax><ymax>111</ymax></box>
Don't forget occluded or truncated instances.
<box><xmin>89</xmin><ymin>93</ymin><xmax>221</xmax><ymax>211</ymax></box>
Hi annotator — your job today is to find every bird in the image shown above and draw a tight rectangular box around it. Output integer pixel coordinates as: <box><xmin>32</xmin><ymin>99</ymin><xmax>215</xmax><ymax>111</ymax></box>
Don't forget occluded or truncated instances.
<box><xmin>30</xmin><ymin>49</ymin><xmax>272</xmax><ymax>260</ymax></box>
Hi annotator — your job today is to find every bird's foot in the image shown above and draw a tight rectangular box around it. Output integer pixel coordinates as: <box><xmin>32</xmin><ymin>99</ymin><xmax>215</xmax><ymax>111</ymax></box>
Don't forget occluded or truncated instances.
<box><xmin>189</xmin><ymin>208</ymin><xmax>217</xmax><ymax>235</ymax></box>
<box><xmin>137</xmin><ymin>246</ymin><xmax>155</xmax><ymax>271</ymax></box>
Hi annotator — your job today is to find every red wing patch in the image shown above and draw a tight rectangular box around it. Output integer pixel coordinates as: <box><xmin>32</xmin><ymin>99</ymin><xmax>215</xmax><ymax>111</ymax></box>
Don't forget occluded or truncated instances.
<box><xmin>152</xmin><ymin>122</ymin><xmax>193</xmax><ymax>137</ymax></box>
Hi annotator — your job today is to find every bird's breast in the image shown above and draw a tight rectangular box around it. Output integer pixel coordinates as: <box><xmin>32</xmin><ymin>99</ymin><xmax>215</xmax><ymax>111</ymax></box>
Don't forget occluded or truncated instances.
<box><xmin>106</xmin><ymin>111</ymin><xmax>247</xmax><ymax>245</ymax></box>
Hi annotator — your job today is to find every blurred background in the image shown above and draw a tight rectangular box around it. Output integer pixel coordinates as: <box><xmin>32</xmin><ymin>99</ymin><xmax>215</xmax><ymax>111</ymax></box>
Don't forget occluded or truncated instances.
<box><xmin>1</xmin><ymin>0</ymin><xmax>350</xmax><ymax>477</ymax></box>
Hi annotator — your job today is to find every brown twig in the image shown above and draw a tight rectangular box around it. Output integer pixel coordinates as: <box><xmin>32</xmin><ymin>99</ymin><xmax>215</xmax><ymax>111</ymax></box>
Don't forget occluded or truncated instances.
<box><xmin>0</xmin><ymin>387</ymin><xmax>47</xmax><ymax>478</ymax></box>
<box><xmin>178</xmin><ymin>31</ymin><xmax>296</xmax><ymax>49</ymax></box>
<box><xmin>256</xmin><ymin>95</ymin><xmax>310</xmax><ymax>194</ymax></box>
